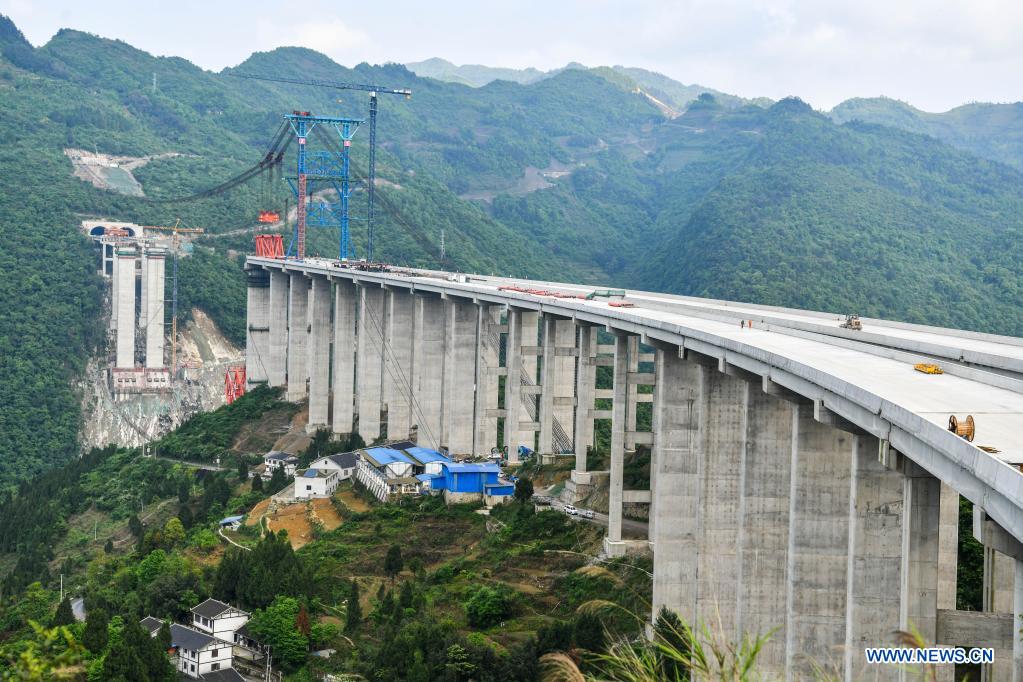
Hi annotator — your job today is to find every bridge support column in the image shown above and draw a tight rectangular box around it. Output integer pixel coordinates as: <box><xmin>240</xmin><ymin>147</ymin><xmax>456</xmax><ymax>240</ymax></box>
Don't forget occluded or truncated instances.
<box><xmin>473</xmin><ymin>304</ymin><xmax>501</xmax><ymax>456</ymax></box>
<box><xmin>244</xmin><ymin>266</ymin><xmax>270</xmax><ymax>386</ymax></box>
<box><xmin>695</xmin><ymin>364</ymin><xmax>746</xmax><ymax>638</ymax></box>
<box><xmin>785</xmin><ymin>404</ymin><xmax>853</xmax><ymax>680</ymax></box>
<box><xmin>442</xmin><ymin>298</ymin><xmax>477</xmax><ymax>454</ymax></box>
<box><xmin>357</xmin><ymin>285</ymin><xmax>385</xmax><ymax>441</ymax></box>
<box><xmin>650</xmin><ymin>344</ymin><xmax>702</xmax><ymax>622</ymax></box>
<box><xmin>843</xmin><ymin>434</ymin><xmax>905</xmax><ymax>682</ymax></box>
<box><xmin>735</xmin><ymin>380</ymin><xmax>795</xmax><ymax>675</ymax></box>
<box><xmin>411</xmin><ymin>294</ymin><xmax>444</xmax><ymax>449</ymax></box>
<box><xmin>604</xmin><ymin>333</ymin><xmax>630</xmax><ymax>556</ymax></box>
<box><xmin>306</xmin><ymin>275</ymin><xmax>331</xmax><ymax>432</ymax></box>
<box><xmin>267</xmin><ymin>270</ymin><xmax>289</xmax><ymax>387</ymax></box>
<box><xmin>538</xmin><ymin>316</ymin><xmax>575</xmax><ymax>457</ymax></box>
<box><xmin>115</xmin><ymin>246</ymin><xmax>137</xmax><ymax>368</ymax></box>
<box><xmin>383</xmin><ymin>288</ymin><xmax>414</xmax><ymax>441</ymax></box>
<box><xmin>143</xmin><ymin>248</ymin><xmax>166</xmax><ymax>368</ymax></box>
<box><xmin>901</xmin><ymin>462</ymin><xmax>940</xmax><ymax>648</ymax></box>
<box><xmin>331</xmin><ymin>280</ymin><xmax>356</xmax><ymax>436</ymax></box>
<box><xmin>503</xmin><ymin>308</ymin><xmax>538</xmax><ymax>463</ymax></box>
<box><xmin>285</xmin><ymin>273</ymin><xmax>309</xmax><ymax>402</ymax></box>
<box><xmin>566</xmin><ymin>324</ymin><xmax>597</xmax><ymax>501</ymax></box>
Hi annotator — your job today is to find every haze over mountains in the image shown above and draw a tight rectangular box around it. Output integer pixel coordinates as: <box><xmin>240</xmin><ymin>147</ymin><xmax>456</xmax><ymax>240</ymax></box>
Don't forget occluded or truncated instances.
<box><xmin>2</xmin><ymin>14</ymin><xmax>1023</xmax><ymax>483</ymax></box>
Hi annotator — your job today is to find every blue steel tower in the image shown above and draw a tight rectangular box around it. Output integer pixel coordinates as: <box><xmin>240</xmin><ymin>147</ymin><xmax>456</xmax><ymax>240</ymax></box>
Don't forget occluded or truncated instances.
<box><xmin>283</xmin><ymin>113</ymin><xmax>363</xmax><ymax>260</ymax></box>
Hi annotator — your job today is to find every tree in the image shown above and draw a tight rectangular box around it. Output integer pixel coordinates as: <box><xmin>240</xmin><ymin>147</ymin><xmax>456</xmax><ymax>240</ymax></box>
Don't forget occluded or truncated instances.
<box><xmin>52</xmin><ymin>597</ymin><xmax>75</xmax><ymax>627</ymax></box>
<box><xmin>156</xmin><ymin>621</ymin><xmax>172</xmax><ymax>652</ymax></box>
<box><xmin>82</xmin><ymin>607</ymin><xmax>108</xmax><ymax>654</ymax></box>
<box><xmin>237</xmin><ymin>458</ymin><xmax>249</xmax><ymax>480</ymax></box>
<box><xmin>573</xmin><ymin>611</ymin><xmax>605</xmax><ymax>652</ymax></box>
<box><xmin>248</xmin><ymin>597</ymin><xmax>309</xmax><ymax>669</ymax></box>
<box><xmin>177</xmin><ymin>478</ymin><xmax>190</xmax><ymax>503</ymax></box>
<box><xmin>2</xmin><ymin>622</ymin><xmax>88</xmax><ymax>680</ymax></box>
<box><xmin>177</xmin><ymin>504</ymin><xmax>193</xmax><ymax>529</ymax></box>
<box><xmin>103</xmin><ymin>538</ymin><xmax>114</xmax><ymax>554</ymax></box>
<box><xmin>653</xmin><ymin>606</ymin><xmax>690</xmax><ymax>681</ymax></box>
<box><xmin>514</xmin><ymin>477</ymin><xmax>534</xmax><ymax>504</ymax></box>
<box><xmin>296</xmin><ymin>603</ymin><xmax>311</xmax><ymax>640</ymax></box>
<box><xmin>465</xmin><ymin>586</ymin><xmax>511</xmax><ymax>628</ymax></box>
<box><xmin>384</xmin><ymin>544</ymin><xmax>403</xmax><ymax>583</ymax></box>
<box><xmin>128</xmin><ymin>514</ymin><xmax>143</xmax><ymax>539</ymax></box>
<box><xmin>267</xmin><ymin>466</ymin><xmax>288</xmax><ymax>495</ymax></box>
<box><xmin>162</xmin><ymin>518</ymin><xmax>186</xmax><ymax>548</ymax></box>
<box><xmin>251</xmin><ymin>474</ymin><xmax>264</xmax><ymax>493</ymax></box>
<box><xmin>345</xmin><ymin>580</ymin><xmax>361</xmax><ymax>632</ymax></box>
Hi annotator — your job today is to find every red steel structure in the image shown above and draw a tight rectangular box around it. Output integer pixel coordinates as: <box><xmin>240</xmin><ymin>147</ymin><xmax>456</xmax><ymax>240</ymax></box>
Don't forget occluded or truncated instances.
<box><xmin>254</xmin><ymin>234</ymin><xmax>285</xmax><ymax>258</ymax></box>
<box><xmin>225</xmin><ymin>366</ymin><xmax>246</xmax><ymax>404</ymax></box>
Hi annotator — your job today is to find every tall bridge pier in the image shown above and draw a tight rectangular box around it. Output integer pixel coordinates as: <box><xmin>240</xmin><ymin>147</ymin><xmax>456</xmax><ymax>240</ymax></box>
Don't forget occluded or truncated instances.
<box><xmin>246</xmin><ymin>256</ymin><xmax>1023</xmax><ymax>680</ymax></box>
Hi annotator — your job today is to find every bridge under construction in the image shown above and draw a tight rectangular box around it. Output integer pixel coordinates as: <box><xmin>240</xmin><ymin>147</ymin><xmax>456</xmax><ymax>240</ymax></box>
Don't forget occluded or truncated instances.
<box><xmin>245</xmin><ymin>254</ymin><xmax>1023</xmax><ymax>681</ymax></box>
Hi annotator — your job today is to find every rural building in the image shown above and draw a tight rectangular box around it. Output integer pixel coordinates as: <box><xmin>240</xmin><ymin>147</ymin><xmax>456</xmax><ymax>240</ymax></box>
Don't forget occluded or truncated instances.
<box><xmin>308</xmin><ymin>451</ymin><xmax>359</xmax><ymax>480</ymax></box>
<box><xmin>354</xmin><ymin>443</ymin><xmax>452</xmax><ymax>501</ymax></box>
<box><xmin>294</xmin><ymin>467</ymin><xmax>340</xmax><ymax>499</ymax></box>
<box><xmin>190</xmin><ymin>599</ymin><xmax>250</xmax><ymax>642</ymax></box>
<box><xmin>424</xmin><ymin>461</ymin><xmax>514</xmax><ymax>504</ymax></box>
<box><xmin>169</xmin><ymin>623</ymin><xmax>234</xmax><ymax>678</ymax></box>
<box><xmin>218</xmin><ymin>515</ymin><xmax>243</xmax><ymax>531</ymax></box>
<box><xmin>262</xmin><ymin>451</ymin><xmax>298</xmax><ymax>478</ymax></box>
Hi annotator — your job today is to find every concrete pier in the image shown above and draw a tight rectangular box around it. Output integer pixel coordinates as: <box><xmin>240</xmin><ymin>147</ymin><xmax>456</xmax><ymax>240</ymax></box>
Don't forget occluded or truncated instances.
<box><xmin>244</xmin><ymin>267</ymin><xmax>270</xmax><ymax>386</ymax></box>
<box><xmin>267</xmin><ymin>270</ymin><xmax>289</xmax><ymax>387</ymax></box>
<box><xmin>383</xmin><ymin>288</ymin><xmax>415</xmax><ymax>441</ymax></box>
<box><xmin>605</xmin><ymin>333</ymin><xmax>629</xmax><ymax>555</ymax></box>
<box><xmin>736</xmin><ymin>381</ymin><xmax>794</xmax><ymax>674</ymax></box>
<box><xmin>473</xmin><ymin>304</ymin><xmax>501</xmax><ymax>455</ymax></box>
<box><xmin>411</xmin><ymin>294</ymin><xmax>445</xmax><ymax>449</ymax></box>
<box><xmin>650</xmin><ymin>347</ymin><xmax>702</xmax><ymax>622</ymax></box>
<box><xmin>286</xmin><ymin>274</ymin><xmax>309</xmax><ymax>402</ymax></box>
<box><xmin>442</xmin><ymin>298</ymin><xmax>477</xmax><ymax>454</ymax></box>
<box><xmin>115</xmin><ymin>246</ymin><xmax>137</xmax><ymax>368</ymax></box>
<box><xmin>306</xmin><ymin>275</ymin><xmax>331</xmax><ymax>431</ymax></box>
<box><xmin>143</xmin><ymin>248</ymin><xmax>166</xmax><ymax>368</ymax></box>
<box><xmin>503</xmin><ymin>308</ymin><xmax>532</xmax><ymax>461</ymax></box>
<box><xmin>332</xmin><ymin>280</ymin><xmax>356</xmax><ymax>435</ymax></box>
<box><xmin>357</xmin><ymin>285</ymin><xmax>385</xmax><ymax>441</ymax></box>
<box><xmin>785</xmin><ymin>405</ymin><xmax>853</xmax><ymax>679</ymax></box>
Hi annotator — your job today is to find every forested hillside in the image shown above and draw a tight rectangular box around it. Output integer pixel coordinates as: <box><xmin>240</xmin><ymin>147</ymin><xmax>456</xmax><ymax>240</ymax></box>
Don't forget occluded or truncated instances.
<box><xmin>830</xmin><ymin>96</ymin><xmax>1023</xmax><ymax>170</ymax></box>
<box><xmin>2</xmin><ymin>13</ymin><xmax>1023</xmax><ymax>486</ymax></box>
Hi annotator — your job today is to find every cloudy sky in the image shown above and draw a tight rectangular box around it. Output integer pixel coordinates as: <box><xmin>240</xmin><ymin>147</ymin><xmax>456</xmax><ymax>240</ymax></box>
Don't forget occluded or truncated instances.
<box><xmin>2</xmin><ymin>0</ymin><xmax>1021</xmax><ymax>111</ymax></box>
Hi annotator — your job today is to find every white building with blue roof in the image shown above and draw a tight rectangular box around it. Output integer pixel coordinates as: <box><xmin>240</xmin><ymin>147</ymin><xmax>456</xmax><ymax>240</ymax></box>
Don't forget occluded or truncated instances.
<box><xmin>355</xmin><ymin>443</ymin><xmax>453</xmax><ymax>501</ymax></box>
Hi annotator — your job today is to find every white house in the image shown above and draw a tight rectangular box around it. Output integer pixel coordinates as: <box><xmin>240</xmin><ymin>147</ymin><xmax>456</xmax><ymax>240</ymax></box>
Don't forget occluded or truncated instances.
<box><xmin>263</xmin><ymin>451</ymin><xmax>298</xmax><ymax>479</ymax></box>
<box><xmin>191</xmin><ymin>598</ymin><xmax>250</xmax><ymax>642</ymax></box>
<box><xmin>294</xmin><ymin>467</ymin><xmax>340</xmax><ymax>499</ymax></box>
<box><xmin>308</xmin><ymin>451</ymin><xmax>359</xmax><ymax>480</ymax></box>
<box><xmin>169</xmin><ymin>623</ymin><xmax>234</xmax><ymax>679</ymax></box>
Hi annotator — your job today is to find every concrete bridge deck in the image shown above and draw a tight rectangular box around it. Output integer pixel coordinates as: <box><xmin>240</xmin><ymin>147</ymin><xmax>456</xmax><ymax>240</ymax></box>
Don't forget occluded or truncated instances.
<box><xmin>245</xmin><ymin>255</ymin><xmax>1023</xmax><ymax>680</ymax></box>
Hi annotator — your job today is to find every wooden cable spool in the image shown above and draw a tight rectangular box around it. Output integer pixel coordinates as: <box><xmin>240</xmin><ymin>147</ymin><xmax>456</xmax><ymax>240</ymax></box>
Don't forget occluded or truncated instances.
<box><xmin>948</xmin><ymin>414</ymin><xmax>975</xmax><ymax>442</ymax></box>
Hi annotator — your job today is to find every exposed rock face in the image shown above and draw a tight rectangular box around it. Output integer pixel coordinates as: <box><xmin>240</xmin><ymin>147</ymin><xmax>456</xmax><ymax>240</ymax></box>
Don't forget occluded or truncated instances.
<box><xmin>78</xmin><ymin>309</ymin><xmax>242</xmax><ymax>450</ymax></box>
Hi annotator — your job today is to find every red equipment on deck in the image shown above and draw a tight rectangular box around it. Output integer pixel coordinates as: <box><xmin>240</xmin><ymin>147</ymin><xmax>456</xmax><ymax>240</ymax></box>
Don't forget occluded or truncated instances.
<box><xmin>257</xmin><ymin>210</ymin><xmax>280</xmax><ymax>224</ymax></box>
<box><xmin>496</xmin><ymin>285</ymin><xmax>586</xmax><ymax>299</ymax></box>
<box><xmin>225</xmin><ymin>366</ymin><xmax>246</xmax><ymax>404</ymax></box>
<box><xmin>254</xmin><ymin>234</ymin><xmax>285</xmax><ymax>258</ymax></box>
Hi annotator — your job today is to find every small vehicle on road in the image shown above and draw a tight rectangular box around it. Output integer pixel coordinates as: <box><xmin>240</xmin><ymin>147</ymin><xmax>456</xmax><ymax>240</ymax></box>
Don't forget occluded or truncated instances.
<box><xmin>563</xmin><ymin>504</ymin><xmax>578</xmax><ymax>515</ymax></box>
<box><xmin>578</xmin><ymin>509</ymin><xmax>594</xmax><ymax>519</ymax></box>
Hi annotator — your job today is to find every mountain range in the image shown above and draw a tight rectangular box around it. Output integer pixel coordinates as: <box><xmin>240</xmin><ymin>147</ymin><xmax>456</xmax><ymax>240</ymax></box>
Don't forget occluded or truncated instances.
<box><xmin>2</xmin><ymin>15</ymin><xmax>1023</xmax><ymax>486</ymax></box>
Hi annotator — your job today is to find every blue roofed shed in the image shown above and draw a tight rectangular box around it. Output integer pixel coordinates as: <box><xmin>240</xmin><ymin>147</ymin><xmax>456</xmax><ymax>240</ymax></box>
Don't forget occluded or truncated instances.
<box><xmin>404</xmin><ymin>446</ymin><xmax>450</xmax><ymax>474</ymax></box>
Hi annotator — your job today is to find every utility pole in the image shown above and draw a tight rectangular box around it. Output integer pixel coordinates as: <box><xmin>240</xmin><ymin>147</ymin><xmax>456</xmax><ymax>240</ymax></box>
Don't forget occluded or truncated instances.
<box><xmin>152</xmin><ymin>72</ymin><xmax>157</xmax><ymax>93</ymax></box>
<box><xmin>440</xmin><ymin>229</ymin><xmax>445</xmax><ymax>262</ymax></box>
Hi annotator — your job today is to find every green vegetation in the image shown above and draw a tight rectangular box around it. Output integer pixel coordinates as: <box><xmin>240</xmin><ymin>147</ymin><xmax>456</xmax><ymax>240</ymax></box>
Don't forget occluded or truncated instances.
<box><xmin>5</xmin><ymin>13</ymin><xmax>1023</xmax><ymax>491</ymax></box>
